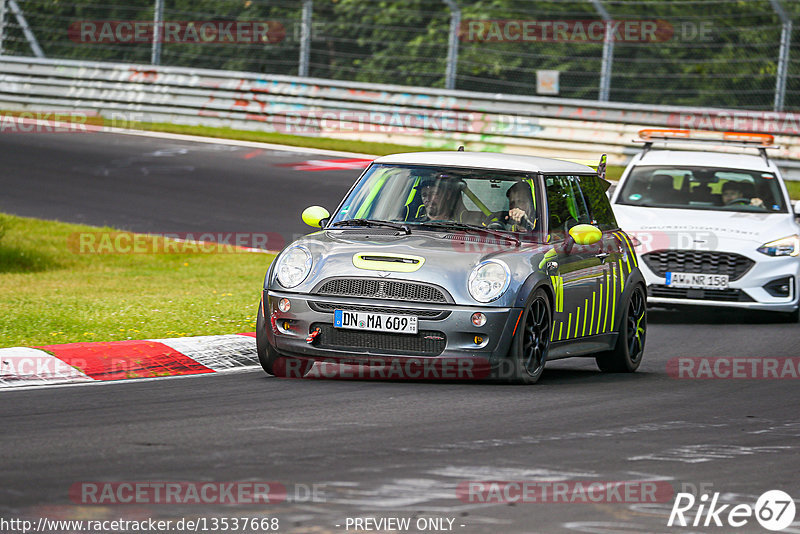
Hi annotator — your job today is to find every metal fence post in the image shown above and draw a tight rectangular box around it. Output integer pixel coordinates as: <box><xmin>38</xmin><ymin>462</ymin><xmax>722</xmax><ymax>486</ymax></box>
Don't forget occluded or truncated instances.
<box><xmin>770</xmin><ymin>0</ymin><xmax>791</xmax><ymax>112</ymax></box>
<box><xmin>0</xmin><ymin>0</ymin><xmax>6</xmax><ymax>55</ymax></box>
<box><xmin>8</xmin><ymin>0</ymin><xmax>43</xmax><ymax>57</ymax></box>
<box><xmin>151</xmin><ymin>0</ymin><xmax>164</xmax><ymax>65</ymax></box>
<box><xmin>298</xmin><ymin>0</ymin><xmax>312</xmax><ymax>77</ymax></box>
<box><xmin>590</xmin><ymin>0</ymin><xmax>613</xmax><ymax>102</ymax></box>
<box><xmin>443</xmin><ymin>0</ymin><xmax>460</xmax><ymax>90</ymax></box>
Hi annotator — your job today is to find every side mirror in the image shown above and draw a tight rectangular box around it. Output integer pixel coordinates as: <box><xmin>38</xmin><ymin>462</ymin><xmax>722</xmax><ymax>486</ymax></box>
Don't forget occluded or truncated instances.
<box><xmin>302</xmin><ymin>206</ymin><xmax>330</xmax><ymax>228</ymax></box>
<box><xmin>568</xmin><ymin>224</ymin><xmax>603</xmax><ymax>246</ymax></box>
<box><xmin>794</xmin><ymin>201</ymin><xmax>800</xmax><ymax>219</ymax></box>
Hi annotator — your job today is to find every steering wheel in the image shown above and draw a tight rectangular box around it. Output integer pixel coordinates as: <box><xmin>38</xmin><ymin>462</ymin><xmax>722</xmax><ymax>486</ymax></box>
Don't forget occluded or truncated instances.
<box><xmin>727</xmin><ymin>198</ymin><xmax>751</xmax><ymax>206</ymax></box>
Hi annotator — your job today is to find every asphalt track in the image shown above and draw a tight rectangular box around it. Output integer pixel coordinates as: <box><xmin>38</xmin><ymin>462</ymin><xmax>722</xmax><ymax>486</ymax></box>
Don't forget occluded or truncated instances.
<box><xmin>1</xmin><ymin>131</ymin><xmax>799</xmax><ymax>534</ymax></box>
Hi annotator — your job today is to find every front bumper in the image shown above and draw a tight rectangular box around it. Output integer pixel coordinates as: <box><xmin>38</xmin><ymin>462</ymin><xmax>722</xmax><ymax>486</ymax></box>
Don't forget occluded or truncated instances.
<box><xmin>641</xmin><ymin>253</ymin><xmax>800</xmax><ymax>313</ymax></box>
<box><xmin>264</xmin><ymin>290</ymin><xmax>520</xmax><ymax>368</ymax></box>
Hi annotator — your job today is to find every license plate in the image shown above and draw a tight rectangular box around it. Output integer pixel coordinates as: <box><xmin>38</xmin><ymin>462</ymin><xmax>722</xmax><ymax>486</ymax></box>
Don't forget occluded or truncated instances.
<box><xmin>334</xmin><ymin>310</ymin><xmax>418</xmax><ymax>334</ymax></box>
<box><xmin>665</xmin><ymin>272</ymin><xmax>729</xmax><ymax>289</ymax></box>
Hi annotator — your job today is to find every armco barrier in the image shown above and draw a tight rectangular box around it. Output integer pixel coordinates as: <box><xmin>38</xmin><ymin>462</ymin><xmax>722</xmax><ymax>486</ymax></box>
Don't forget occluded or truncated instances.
<box><xmin>2</xmin><ymin>55</ymin><xmax>800</xmax><ymax>175</ymax></box>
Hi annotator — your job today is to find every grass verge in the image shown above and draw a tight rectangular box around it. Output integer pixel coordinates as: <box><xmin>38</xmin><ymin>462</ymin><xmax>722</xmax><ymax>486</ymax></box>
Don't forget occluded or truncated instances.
<box><xmin>0</xmin><ymin>213</ymin><xmax>273</xmax><ymax>347</ymax></box>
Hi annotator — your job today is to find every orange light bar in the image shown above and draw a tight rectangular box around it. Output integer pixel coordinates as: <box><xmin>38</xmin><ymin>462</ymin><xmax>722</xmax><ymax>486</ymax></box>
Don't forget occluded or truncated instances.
<box><xmin>638</xmin><ymin>129</ymin><xmax>774</xmax><ymax>146</ymax></box>
<box><xmin>639</xmin><ymin>129</ymin><xmax>691</xmax><ymax>140</ymax></box>
<box><xmin>721</xmin><ymin>131</ymin><xmax>775</xmax><ymax>146</ymax></box>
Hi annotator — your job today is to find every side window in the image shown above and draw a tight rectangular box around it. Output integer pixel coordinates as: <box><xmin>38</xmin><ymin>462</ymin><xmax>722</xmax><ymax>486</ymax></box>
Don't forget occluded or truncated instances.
<box><xmin>545</xmin><ymin>175</ymin><xmax>591</xmax><ymax>239</ymax></box>
<box><xmin>577</xmin><ymin>175</ymin><xmax>618</xmax><ymax>230</ymax></box>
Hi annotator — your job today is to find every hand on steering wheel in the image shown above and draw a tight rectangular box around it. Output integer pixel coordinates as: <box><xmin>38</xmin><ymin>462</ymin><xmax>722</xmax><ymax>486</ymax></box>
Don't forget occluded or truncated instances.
<box><xmin>726</xmin><ymin>198</ymin><xmax>751</xmax><ymax>206</ymax></box>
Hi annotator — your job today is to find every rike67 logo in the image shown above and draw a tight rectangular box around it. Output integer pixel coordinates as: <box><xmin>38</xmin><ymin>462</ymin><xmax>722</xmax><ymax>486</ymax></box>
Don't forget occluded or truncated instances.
<box><xmin>668</xmin><ymin>490</ymin><xmax>796</xmax><ymax>531</ymax></box>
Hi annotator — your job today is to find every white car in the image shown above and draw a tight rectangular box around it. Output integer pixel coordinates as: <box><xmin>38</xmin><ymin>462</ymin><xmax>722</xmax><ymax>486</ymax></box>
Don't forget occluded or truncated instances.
<box><xmin>611</xmin><ymin>129</ymin><xmax>800</xmax><ymax>321</ymax></box>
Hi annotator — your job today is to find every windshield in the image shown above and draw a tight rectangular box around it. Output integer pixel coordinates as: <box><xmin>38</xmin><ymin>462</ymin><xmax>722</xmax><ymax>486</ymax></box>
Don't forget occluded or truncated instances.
<box><xmin>616</xmin><ymin>165</ymin><xmax>788</xmax><ymax>213</ymax></box>
<box><xmin>330</xmin><ymin>164</ymin><xmax>543</xmax><ymax>239</ymax></box>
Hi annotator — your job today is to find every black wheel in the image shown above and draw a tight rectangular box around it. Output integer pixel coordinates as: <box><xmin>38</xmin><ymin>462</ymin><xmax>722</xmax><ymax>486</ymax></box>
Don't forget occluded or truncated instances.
<box><xmin>256</xmin><ymin>301</ymin><xmax>312</xmax><ymax>378</ymax></box>
<box><xmin>596</xmin><ymin>284</ymin><xmax>646</xmax><ymax>372</ymax></box>
<box><xmin>781</xmin><ymin>307</ymin><xmax>800</xmax><ymax>323</ymax></box>
<box><xmin>502</xmin><ymin>288</ymin><xmax>551</xmax><ymax>384</ymax></box>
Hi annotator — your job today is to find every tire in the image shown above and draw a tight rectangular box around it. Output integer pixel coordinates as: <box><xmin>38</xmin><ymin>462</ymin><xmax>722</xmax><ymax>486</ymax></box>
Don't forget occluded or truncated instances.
<box><xmin>595</xmin><ymin>284</ymin><xmax>646</xmax><ymax>373</ymax></box>
<box><xmin>256</xmin><ymin>301</ymin><xmax>313</xmax><ymax>378</ymax></box>
<box><xmin>781</xmin><ymin>307</ymin><xmax>800</xmax><ymax>323</ymax></box>
<box><xmin>502</xmin><ymin>288</ymin><xmax>552</xmax><ymax>384</ymax></box>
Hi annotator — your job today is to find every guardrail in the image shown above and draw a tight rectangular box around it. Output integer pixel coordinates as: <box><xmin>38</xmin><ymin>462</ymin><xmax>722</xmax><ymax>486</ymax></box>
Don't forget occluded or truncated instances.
<box><xmin>3</xmin><ymin>55</ymin><xmax>800</xmax><ymax>177</ymax></box>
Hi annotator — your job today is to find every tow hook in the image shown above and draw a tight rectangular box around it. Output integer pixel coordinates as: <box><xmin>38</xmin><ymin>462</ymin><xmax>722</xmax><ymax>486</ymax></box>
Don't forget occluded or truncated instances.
<box><xmin>306</xmin><ymin>328</ymin><xmax>321</xmax><ymax>345</ymax></box>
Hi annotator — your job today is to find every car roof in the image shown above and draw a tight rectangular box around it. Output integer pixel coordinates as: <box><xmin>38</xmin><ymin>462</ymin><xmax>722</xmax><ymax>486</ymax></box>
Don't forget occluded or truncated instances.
<box><xmin>373</xmin><ymin>151</ymin><xmax>596</xmax><ymax>174</ymax></box>
<box><xmin>634</xmin><ymin>149</ymin><xmax>776</xmax><ymax>173</ymax></box>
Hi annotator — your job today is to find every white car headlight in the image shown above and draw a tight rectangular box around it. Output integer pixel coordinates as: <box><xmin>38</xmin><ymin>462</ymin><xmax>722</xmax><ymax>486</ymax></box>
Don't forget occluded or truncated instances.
<box><xmin>757</xmin><ymin>235</ymin><xmax>800</xmax><ymax>257</ymax></box>
<box><xmin>468</xmin><ymin>260</ymin><xmax>511</xmax><ymax>303</ymax></box>
<box><xmin>276</xmin><ymin>245</ymin><xmax>313</xmax><ymax>288</ymax></box>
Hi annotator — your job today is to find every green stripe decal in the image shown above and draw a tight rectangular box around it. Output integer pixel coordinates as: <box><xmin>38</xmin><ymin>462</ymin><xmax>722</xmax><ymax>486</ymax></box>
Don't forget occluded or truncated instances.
<box><xmin>590</xmin><ymin>293</ymin><xmax>596</xmax><ymax>335</ymax></box>
<box><xmin>582</xmin><ymin>299</ymin><xmax>589</xmax><ymax>337</ymax></box>
<box><xmin>596</xmin><ymin>282</ymin><xmax>603</xmax><ymax>335</ymax></box>
<box><xmin>614</xmin><ymin>232</ymin><xmax>631</xmax><ymax>274</ymax></box>
<box><xmin>558</xmin><ymin>321</ymin><xmax>563</xmax><ymax>341</ymax></box>
<box><xmin>618</xmin><ymin>231</ymin><xmax>637</xmax><ymax>269</ymax></box>
<box><xmin>567</xmin><ymin>313</ymin><xmax>572</xmax><ymax>340</ymax></box>
<box><xmin>610</xmin><ymin>266</ymin><xmax>617</xmax><ymax>331</ymax></box>
<box><xmin>603</xmin><ymin>271</ymin><xmax>610</xmax><ymax>333</ymax></box>
<box><xmin>574</xmin><ymin>307</ymin><xmax>580</xmax><ymax>338</ymax></box>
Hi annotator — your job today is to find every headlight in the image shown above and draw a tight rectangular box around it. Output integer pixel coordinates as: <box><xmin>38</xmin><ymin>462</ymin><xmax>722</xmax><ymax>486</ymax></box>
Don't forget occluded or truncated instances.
<box><xmin>468</xmin><ymin>260</ymin><xmax>511</xmax><ymax>303</ymax></box>
<box><xmin>275</xmin><ymin>245</ymin><xmax>313</xmax><ymax>288</ymax></box>
<box><xmin>757</xmin><ymin>235</ymin><xmax>800</xmax><ymax>257</ymax></box>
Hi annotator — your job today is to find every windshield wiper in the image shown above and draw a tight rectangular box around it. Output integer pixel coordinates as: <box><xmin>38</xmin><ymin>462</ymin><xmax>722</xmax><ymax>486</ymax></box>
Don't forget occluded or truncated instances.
<box><xmin>330</xmin><ymin>219</ymin><xmax>411</xmax><ymax>235</ymax></box>
<box><xmin>415</xmin><ymin>221</ymin><xmax>520</xmax><ymax>247</ymax></box>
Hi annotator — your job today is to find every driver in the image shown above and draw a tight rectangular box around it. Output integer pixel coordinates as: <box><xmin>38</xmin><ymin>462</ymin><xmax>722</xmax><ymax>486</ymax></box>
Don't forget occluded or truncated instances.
<box><xmin>721</xmin><ymin>181</ymin><xmax>764</xmax><ymax>208</ymax></box>
<box><xmin>505</xmin><ymin>181</ymin><xmax>536</xmax><ymax>231</ymax></box>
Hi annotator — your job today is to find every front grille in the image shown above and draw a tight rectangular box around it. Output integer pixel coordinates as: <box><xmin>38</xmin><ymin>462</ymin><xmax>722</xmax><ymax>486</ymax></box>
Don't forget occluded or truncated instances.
<box><xmin>642</xmin><ymin>250</ymin><xmax>754</xmax><ymax>281</ymax></box>
<box><xmin>648</xmin><ymin>285</ymin><xmax>754</xmax><ymax>302</ymax></box>
<box><xmin>311</xmin><ymin>323</ymin><xmax>446</xmax><ymax>356</ymax></box>
<box><xmin>309</xmin><ymin>301</ymin><xmax>449</xmax><ymax>320</ymax></box>
<box><xmin>315</xmin><ymin>278</ymin><xmax>450</xmax><ymax>303</ymax></box>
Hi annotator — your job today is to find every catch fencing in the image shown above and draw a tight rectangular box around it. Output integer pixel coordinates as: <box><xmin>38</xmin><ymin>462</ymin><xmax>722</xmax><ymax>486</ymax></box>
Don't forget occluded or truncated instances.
<box><xmin>0</xmin><ymin>0</ymin><xmax>799</xmax><ymax>112</ymax></box>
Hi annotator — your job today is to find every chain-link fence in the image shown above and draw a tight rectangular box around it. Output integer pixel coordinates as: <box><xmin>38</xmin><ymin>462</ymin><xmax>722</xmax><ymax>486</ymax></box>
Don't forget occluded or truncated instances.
<box><xmin>2</xmin><ymin>0</ymin><xmax>799</xmax><ymax>111</ymax></box>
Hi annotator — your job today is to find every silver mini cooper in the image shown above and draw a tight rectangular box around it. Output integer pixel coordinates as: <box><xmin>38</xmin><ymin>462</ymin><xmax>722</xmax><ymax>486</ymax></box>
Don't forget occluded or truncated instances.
<box><xmin>257</xmin><ymin>151</ymin><xmax>646</xmax><ymax>384</ymax></box>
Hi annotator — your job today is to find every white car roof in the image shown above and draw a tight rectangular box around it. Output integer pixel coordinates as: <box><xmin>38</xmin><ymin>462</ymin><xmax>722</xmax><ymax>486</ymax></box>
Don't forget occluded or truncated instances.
<box><xmin>634</xmin><ymin>149</ymin><xmax>776</xmax><ymax>173</ymax></box>
<box><xmin>374</xmin><ymin>151</ymin><xmax>596</xmax><ymax>174</ymax></box>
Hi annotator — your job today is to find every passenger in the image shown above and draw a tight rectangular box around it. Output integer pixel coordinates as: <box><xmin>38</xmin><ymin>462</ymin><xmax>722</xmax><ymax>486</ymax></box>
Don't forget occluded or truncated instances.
<box><xmin>417</xmin><ymin>177</ymin><xmax>466</xmax><ymax>221</ymax></box>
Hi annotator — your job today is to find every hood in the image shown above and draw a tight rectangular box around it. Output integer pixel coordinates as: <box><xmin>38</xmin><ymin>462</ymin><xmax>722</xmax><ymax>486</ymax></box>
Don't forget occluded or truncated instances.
<box><xmin>613</xmin><ymin>205</ymin><xmax>800</xmax><ymax>254</ymax></box>
<box><xmin>268</xmin><ymin>229</ymin><xmax>550</xmax><ymax>306</ymax></box>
